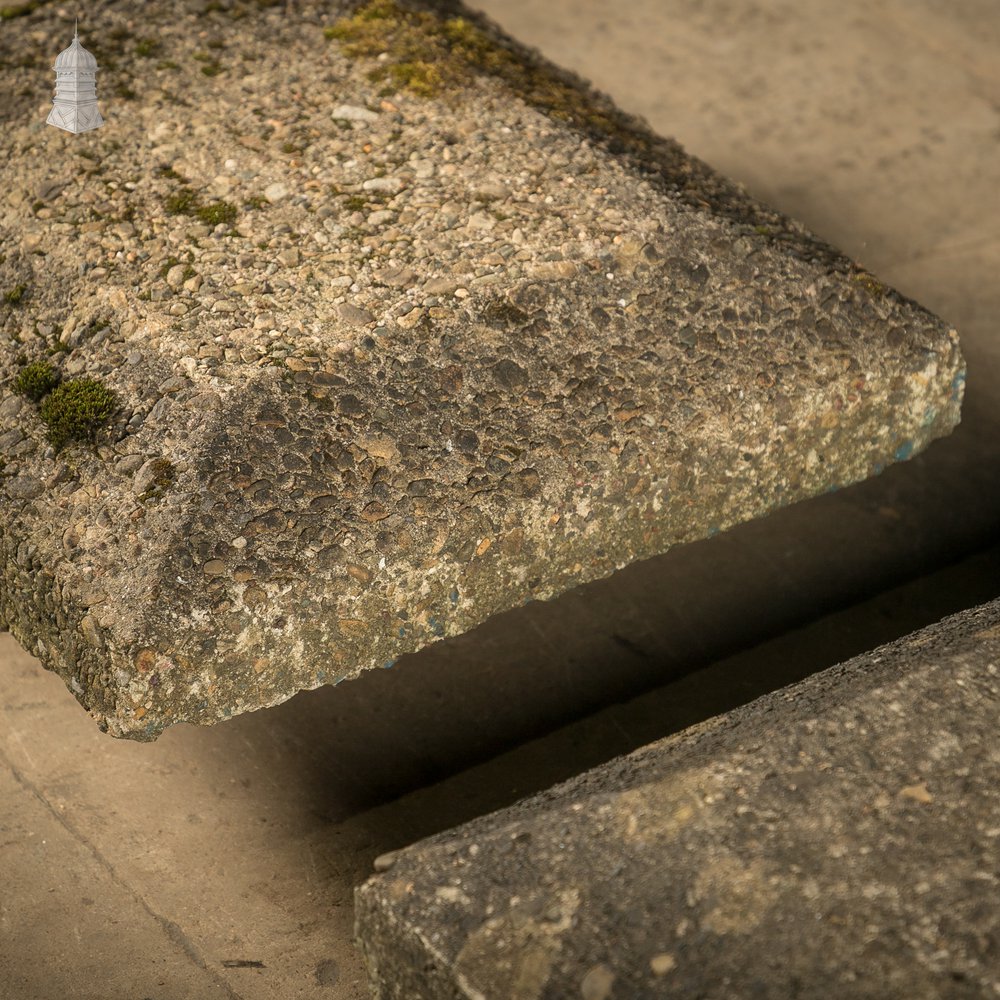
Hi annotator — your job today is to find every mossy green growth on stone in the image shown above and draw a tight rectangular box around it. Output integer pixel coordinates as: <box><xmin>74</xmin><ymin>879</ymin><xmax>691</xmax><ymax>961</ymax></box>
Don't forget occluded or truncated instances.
<box><xmin>324</xmin><ymin>0</ymin><xmax>644</xmax><ymax>156</ymax></box>
<box><xmin>851</xmin><ymin>270</ymin><xmax>887</xmax><ymax>298</ymax></box>
<box><xmin>195</xmin><ymin>200</ymin><xmax>237</xmax><ymax>225</ymax></box>
<box><xmin>326</xmin><ymin>0</ymin><xmax>488</xmax><ymax>97</ymax></box>
<box><xmin>135</xmin><ymin>37</ymin><xmax>161</xmax><ymax>57</ymax></box>
<box><xmin>165</xmin><ymin>187</ymin><xmax>199</xmax><ymax>215</ymax></box>
<box><xmin>13</xmin><ymin>359</ymin><xmax>59</xmax><ymax>402</ymax></box>
<box><xmin>3</xmin><ymin>283</ymin><xmax>28</xmax><ymax>305</ymax></box>
<box><xmin>39</xmin><ymin>378</ymin><xmax>118</xmax><ymax>450</ymax></box>
<box><xmin>164</xmin><ymin>185</ymin><xmax>236</xmax><ymax>226</ymax></box>
<box><xmin>0</xmin><ymin>2</ymin><xmax>40</xmax><ymax>19</ymax></box>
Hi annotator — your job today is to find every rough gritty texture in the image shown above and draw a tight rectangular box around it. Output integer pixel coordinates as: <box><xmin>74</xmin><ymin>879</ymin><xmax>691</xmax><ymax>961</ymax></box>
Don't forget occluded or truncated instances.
<box><xmin>0</xmin><ymin>0</ymin><xmax>963</xmax><ymax>739</ymax></box>
<box><xmin>356</xmin><ymin>599</ymin><xmax>1000</xmax><ymax>1000</ymax></box>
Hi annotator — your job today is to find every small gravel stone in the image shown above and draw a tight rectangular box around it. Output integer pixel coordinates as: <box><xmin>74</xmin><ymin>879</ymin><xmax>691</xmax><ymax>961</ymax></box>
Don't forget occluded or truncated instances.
<box><xmin>165</xmin><ymin>264</ymin><xmax>187</xmax><ymax>288</ymax></box>
<box><xmin>472</xmin><ymin>181</ymin><xmax>510</xmax><ymax>201</ymax></box>
<box><xmin>6</xmin><ymin>476</ymin><xmax>44</xmax><ymax>500</ymax></box>
<box><xmin>423</xmin><ymin>277</ymin><xmax>462</xmax><ymax>295</ymax></box>
<box><xmin>372</xmin><ymin>851</ymin><xmax>399</xmax><ymax>873</ymax></box>
<box><xmin>332</xmin><ymin>103</ymin><xmax>378</xmax><ymax>122</ymax></box>
<box><xmin>581</xmin><ymin>964</ymin><xmax>615</xmax><ymax>1000</ymax></box>
<box><xmin>650</xmin><ymin>954</ymin><xmax>677</xmax><ymax>977</ymax></box>
<box><xmin>373</xmin><ymin>267</ymin><xmax>416</xmax><ymax>288</ymax></box>
<box><xmin>336</xmin><ymin>303</ymin><xmax>374</xmax><ymax>326</ymax></box>
<box><xmin>363</xmin><ymin>176</ymin><xmax>404</xmax><ymax>194</ymax></box>
<box><xmin>264</xmin><ymin>182</ymin><xmax>289</xmax><ymax>203</ymax></box>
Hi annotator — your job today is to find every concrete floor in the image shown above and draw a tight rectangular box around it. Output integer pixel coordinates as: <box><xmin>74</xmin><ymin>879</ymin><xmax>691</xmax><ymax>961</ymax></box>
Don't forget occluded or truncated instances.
<box><xmin>3</xmin><ymin>2</ymin><xmax>1000</xmax><ymax>998</ymax></box>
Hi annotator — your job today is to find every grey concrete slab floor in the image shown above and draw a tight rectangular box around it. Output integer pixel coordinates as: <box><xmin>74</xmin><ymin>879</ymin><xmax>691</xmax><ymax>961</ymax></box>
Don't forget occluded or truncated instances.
<box><xmin>3</xmin><ymin>0</ymin><xmax>1000</xmax><ymax>997</ymax></box>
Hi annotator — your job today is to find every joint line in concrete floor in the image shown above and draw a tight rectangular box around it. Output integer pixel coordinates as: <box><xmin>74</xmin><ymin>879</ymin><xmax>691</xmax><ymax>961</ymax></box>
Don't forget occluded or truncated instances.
<box><xmin>0</xmin><ymin>746</ymin><xmax>246</xmax><ymax>1000</ymax></box>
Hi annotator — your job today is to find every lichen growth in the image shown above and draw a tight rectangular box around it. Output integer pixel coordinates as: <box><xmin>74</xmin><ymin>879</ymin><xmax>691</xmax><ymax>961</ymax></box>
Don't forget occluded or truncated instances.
<box><xmin>14</xmin><ymin>360</ymin><xmax>59</xmax><ymax>401</ymax></box>
<box><xmin>156</xmin><ymin>164</ymin><xmax>187</xmax><ymax>182</ymax></box>
<box><xmin>851</xmin><ymin>270</ymin><xmax>886</xmax><ymax>298</ymax></box>
<box><xmin>138</xmin><ymin>458</ymin><xmax>176</xmax><ymax>503</ymax></box>
<box><xmin>39</xmin><ymin>378</ymin><xmax>118</xmax><ymax>450</ymax></box>
<box><xmin>481</xmin><ymin>299</ymin><xmax>529</xmax><ymax>327</ymax></box>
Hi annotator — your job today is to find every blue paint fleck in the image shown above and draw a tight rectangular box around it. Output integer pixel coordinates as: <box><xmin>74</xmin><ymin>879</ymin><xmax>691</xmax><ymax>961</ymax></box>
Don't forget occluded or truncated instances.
<box><xmin>398</xmin><ymin>626</ymin><xmax>406</xmax><ymax>638</ymax></box>
<box><xmin>707</xmin><ymin>526</ymin><xmax>720</xmax><ymax>537</ymax></box>
<box><xmin>894</xmin><ymin>440</ymin><xmax>914</xmax><ymax>461</ymax></box>
<box><xmin>949</xmin><ymin>370</ymin><xmax>967</xmax><ymax>402</ymax></box>
<box><xmin>449</xmin><ymin>588</ymin><xmax>459</xmax><ymax>604</ymax></box>
<box><xmin>382</xmin><ymin>659</ymin><xmax>396</xmax><ymax>669</ymax></box>
<box><xmin>428</xmin><ymin>616</ymin><xmax>445</xmax><ymax>637</ymax></box>
<box><xmin>872</xmin><ymin>462</ymin><xmax>884</xmax><ymax>475</ymax></box>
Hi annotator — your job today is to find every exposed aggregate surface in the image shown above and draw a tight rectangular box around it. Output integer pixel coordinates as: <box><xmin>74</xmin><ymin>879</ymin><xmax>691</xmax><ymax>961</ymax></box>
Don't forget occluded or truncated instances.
<box><xmin>0</xmin><ymin>0</ymin><xmax>963</xmax><ymax>738</ymax></box>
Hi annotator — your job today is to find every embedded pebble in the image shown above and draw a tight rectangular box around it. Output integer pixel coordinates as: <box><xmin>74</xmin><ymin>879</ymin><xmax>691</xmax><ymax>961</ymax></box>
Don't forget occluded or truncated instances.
<box><xmin>363</xmin><ymin>176</ymin><xmax>404</xmax><ymax>194</ymax></box>
<box><xmin>336</xmin><ymin>303</ymin><xmax>374</xmax><ymax>326</ymax></box>
<box><xmin>332</xmin><ymin>103</ymin><xmax>378</xmax><ymax>122</ymax></box>
<box><xmin>264</xmin><ymin>182</ymin><xmax>289</xmax><ymax>203</ymax></box>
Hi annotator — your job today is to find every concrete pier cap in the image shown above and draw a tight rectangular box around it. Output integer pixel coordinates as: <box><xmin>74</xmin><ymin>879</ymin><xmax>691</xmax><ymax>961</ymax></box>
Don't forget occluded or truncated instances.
<box><xmin>355</xmin><ymin>597</ymin><xmax>1000</xmax><ymax>999</ymax></box>
<box><xmin>0</xmin><ymin>0</ymin><xmax>963</xmax><ymax>739</ymax></box>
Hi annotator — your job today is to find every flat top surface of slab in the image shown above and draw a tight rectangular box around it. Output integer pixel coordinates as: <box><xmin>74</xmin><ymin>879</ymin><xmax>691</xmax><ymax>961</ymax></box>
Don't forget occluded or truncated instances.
<box><xmin>0</xmin><ymin>0</ymin><xmax>962</xmax><ymax>738</ymax></box>
<box><xmin>356</xmin><ymin>597</ymin><xmax>1000</xmax><ymax>999</ymax></box>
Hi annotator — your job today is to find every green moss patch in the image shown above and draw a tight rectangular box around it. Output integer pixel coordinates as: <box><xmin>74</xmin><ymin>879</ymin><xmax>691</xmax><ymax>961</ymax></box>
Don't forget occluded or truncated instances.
<box><xmin>135</xmin><ymin>37</ymin><xmax>161</xmax><ymax>57</ymax></box>
<box><xmin>39</xmin><ymin>378</ymin><xmax>118</xmax><ymax>450</ymax></box>
<box><xmin>325</xmin><ymin>1</ymin><xmax>475</xmax><ymax>98</ymax></box>
<box><xmin>0</xmin><ymin>2</ymin><xmax>41</xmax><ymax>19</ymax></box>
<box><xmin>165</xmin><ymin>187</ymin><xmax>199</xmax><ymax>215</ymax></box>
<box><xmin>14</xmin><ymin>360</ymin><xmax>59</xmax><ymax>401</ymax></box>
<box><xmin>3</xmin><ymin>283</ymin><xmax>28</xmax><ymax>305</ymax></box>
<box><xmin>323</xmin><ymin>0</ymin><xmax>628</xmax><ymax>150</ymax></box>
<box><xmin>163</xmin><ymin>186</ymin><xmax>238</xmax><ymax>227</ymax></box>
<box><xmin>195</xmin><ymin>200</ymin><xmax>237</xmax><ymax>226</ymax></box>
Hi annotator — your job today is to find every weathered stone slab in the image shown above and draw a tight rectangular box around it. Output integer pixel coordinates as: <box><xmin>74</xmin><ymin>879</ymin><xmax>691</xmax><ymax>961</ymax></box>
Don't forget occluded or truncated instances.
<box><xmin>0</xmin><ymin>1</ymin><xmax>962</xmax><ymax>738</ymax></box>
<box><xmin>355</xmin><ymin>598</ymin><xmax>1000</xmax><ymax>999</ymax></box>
